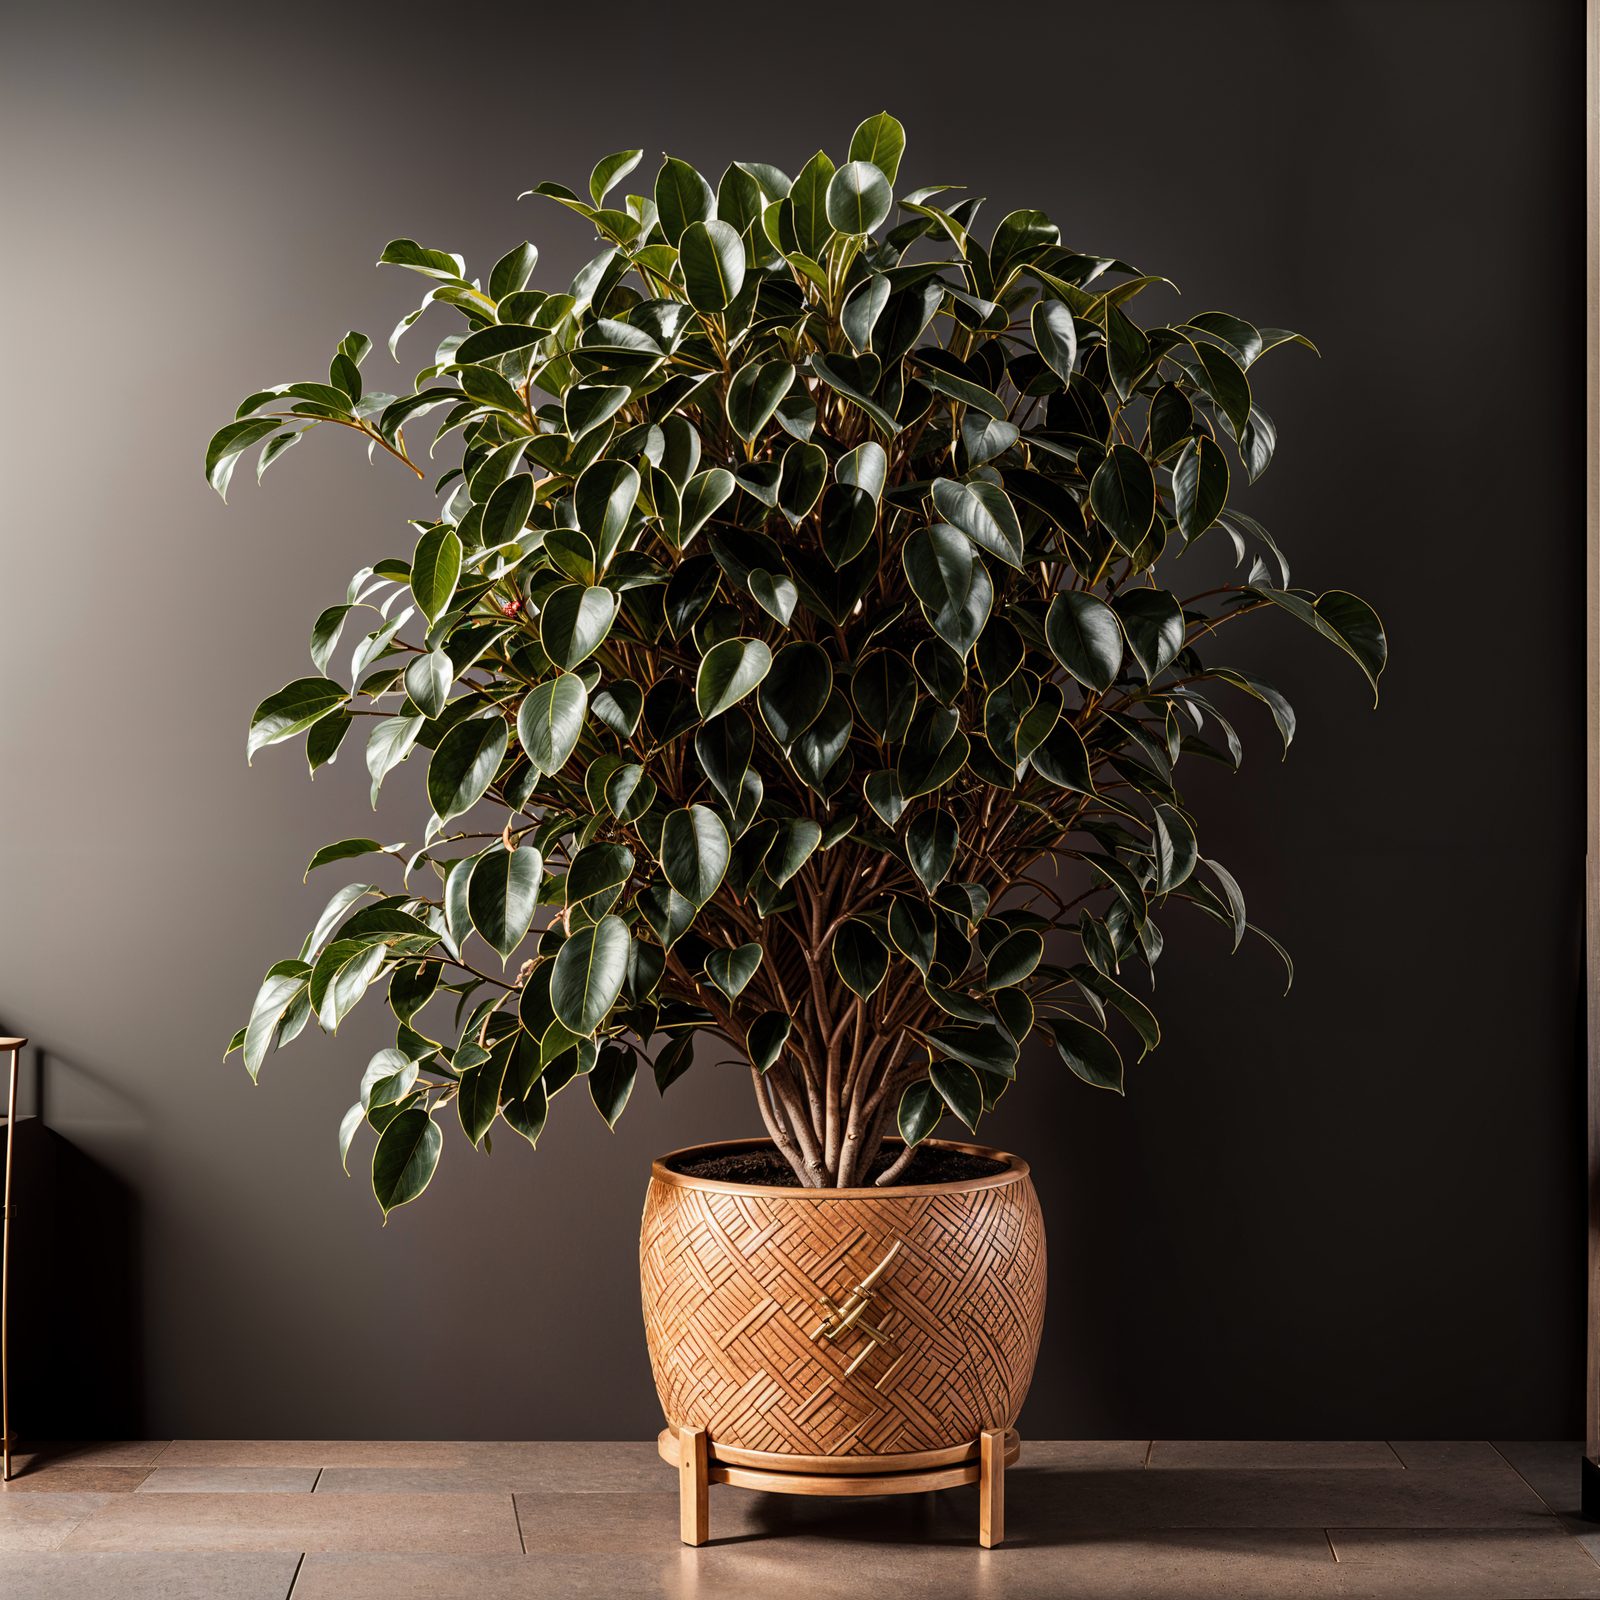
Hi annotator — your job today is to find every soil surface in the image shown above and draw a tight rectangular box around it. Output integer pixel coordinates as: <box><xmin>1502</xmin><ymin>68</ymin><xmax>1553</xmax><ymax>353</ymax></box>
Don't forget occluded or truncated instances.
<box><xmin>666</xmin><ymin>1142</ymin><xmax>1010</xmax><ymax>1189</ymax></box>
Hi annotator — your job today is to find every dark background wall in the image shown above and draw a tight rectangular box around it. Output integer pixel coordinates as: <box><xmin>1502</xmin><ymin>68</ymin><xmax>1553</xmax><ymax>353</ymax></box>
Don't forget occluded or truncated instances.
<box><xmin>0</xmin><ymin>0</ymin><xmax>1583</xmax><ymax>1441</ymax></box>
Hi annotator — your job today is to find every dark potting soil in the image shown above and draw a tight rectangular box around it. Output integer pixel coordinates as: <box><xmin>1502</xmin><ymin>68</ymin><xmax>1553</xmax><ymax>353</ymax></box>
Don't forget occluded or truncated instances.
<box><xmin>667</xmin><ymin>1142</ymin><xmax>1010</xmax><ymax>1189</ymax></box>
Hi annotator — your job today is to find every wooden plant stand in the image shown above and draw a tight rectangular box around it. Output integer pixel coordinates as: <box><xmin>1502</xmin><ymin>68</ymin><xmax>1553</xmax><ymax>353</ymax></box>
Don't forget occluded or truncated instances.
<box><xmin>659</xmin><ymin>1424</ymin><xmax>1018</xmax><ymax>1548</ymax></box>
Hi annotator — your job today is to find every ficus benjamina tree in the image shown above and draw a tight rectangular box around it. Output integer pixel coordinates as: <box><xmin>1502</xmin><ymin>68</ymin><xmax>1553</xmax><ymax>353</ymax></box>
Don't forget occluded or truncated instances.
<box><xmin>209</xmin><ymin>112</ymin><xmax>1385</xmax><ymax>1209</ymax></box>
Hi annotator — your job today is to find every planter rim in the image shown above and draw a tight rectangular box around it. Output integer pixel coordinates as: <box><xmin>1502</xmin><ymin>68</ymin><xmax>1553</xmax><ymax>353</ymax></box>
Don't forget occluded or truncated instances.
<box><xmin>650</xmin><ymin>1135</ymin><xmax>1030</xmax><ymax>1198</ymax></box>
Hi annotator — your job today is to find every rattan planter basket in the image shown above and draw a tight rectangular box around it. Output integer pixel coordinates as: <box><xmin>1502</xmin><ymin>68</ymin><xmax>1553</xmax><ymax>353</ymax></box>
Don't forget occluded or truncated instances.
<box><xmin>639</xmin><ymin>1136</ymin><xmax>1047</xmax><ymax>1470</ymax></box>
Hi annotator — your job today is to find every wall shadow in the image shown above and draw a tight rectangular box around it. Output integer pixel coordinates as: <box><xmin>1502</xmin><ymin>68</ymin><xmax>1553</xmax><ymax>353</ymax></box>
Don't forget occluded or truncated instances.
<box><xmin>5</xmin><ymin>1111</ymin><xmax>144</xmax><ymax>1441</ymax></box>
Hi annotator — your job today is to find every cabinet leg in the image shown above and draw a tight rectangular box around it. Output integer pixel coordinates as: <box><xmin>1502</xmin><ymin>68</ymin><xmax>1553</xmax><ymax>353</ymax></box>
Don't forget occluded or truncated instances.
<box><xmin>979</xmin><ymin>1427</ymin><xmax>1005</xmax><ymax>1548</ymax></box>
<box><xmin>678</xmin><ymin>1424</ymin><xmax>709</xmax><ymax>1546</ymax></box>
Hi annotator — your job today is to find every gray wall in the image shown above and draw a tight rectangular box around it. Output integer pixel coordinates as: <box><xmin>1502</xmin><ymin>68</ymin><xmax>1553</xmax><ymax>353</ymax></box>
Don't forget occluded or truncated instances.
<box><xmin>0</xmin><ymin>0</ymin><xmax>1582</xmax><ymax>1440</ymax></box>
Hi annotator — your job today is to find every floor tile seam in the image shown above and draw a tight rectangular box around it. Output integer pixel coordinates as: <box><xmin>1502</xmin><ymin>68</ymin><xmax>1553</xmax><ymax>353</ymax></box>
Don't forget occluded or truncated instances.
<box><xmin>1380</xmin><ymin>1441</ymin><xmax>1406</xmax><ymax>1467</ymax></box>
<box><xmin>1489</xmin><ymin>1440</ymin><xmax>1562</xmax><ymax>1512</ymax></box>
<box><xmin>145</xmin><ymin>1442</ymin><xmax>177</xmax><ymax>1466</ymax></box>
<box><xmin>284</xmin><ymin>1550</ymin><xmax>306</xmax><ymax>1600</ymax></box>
<box><xmin>511</xmin><ymin>1494</ymin><xmax>526</xmax><ymax>1556</ymax></box>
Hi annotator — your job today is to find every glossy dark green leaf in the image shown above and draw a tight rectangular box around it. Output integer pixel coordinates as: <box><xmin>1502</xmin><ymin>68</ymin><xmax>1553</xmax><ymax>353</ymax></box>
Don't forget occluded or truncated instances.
<box><xmin>517</xmin><ymin>673</ymin><xmax>587</xmax><ymax>775</ymax></box>
<box><xmin>673</xmin><ymin>468</ymin><xmax>736</xmax><ymax>549</ymax></box>
<box><xmin>1030</xmin><ymin>719</ymin><xmax>1095</xmax><ymax>792</ymax></box>
<box><xmin>907</xmin><ymin>809</ymin><xmax>958</xmax><ymax>893</ymax></box>
<box><xmin>372</xmin><ymin>1108</ymin><xmax>442</xmax><ymax>1216</ymax></box>
<box><xmin>697</xmin><ymin>637</ymin><xmax>772</xmax><ymax>719</ymax></box>
<box><xmin>565</xmin><ymin>384</ymin><xmax>630</xmax><ymax>442</ymax></box>
<box><xmin>1148</xmin><ymin>384</ymin><xmax>1194</xmax><ymax>458</ymax></box>
<box><xmin>768</xmin><ymin>817</ymin><xmax>822</xmax><ymax>886</ymax></box>
<box><xmin>590</xmin><ymin>149</ymin><xmax>644</xmax><ymax>209</ymax></box>
<box><xmin>467</xmin><ymin>844</ymin><xmax>542</xmax><ymax>961</ymax></box>
<box><xmin>1110</xmin><ymin>589</ymin><xmax>1185</xmax><ymax>682</ymax></box>
<box><xmin>915</xmin><ymin>360</ymin><xmax>1008</xmax><ymax>422</ymax></box>
<box><xmin>540</xmin><ymin>584</ymin><xmax>617</xmax><ymax>670</ymax></box>
<box><xmin>913</xmin><ymin>637</ymin><xmax>966</xmax><ymax>705</ymax></box>
<box><xmin>788</xmin><ymin>689</ymin><xmax>851</xmax><ymax>794</ymax></box>
<box><xmin>1173</xmin><ymin>436</ymin><xmax>1229</xmax><ymax>543</ymax></box>
<box><xmin>588</xmin><ymin>1044</ymin><xmax>637</xmax><ymax>1129</ymax></box>
<box><xmin>1031</xmin><ymin>300</ymin><xmax>1077</xmax><ymax>384</ymax></box>
<box><xmin>788</xmin><ymin>149</ymin><xmax>836</xmax><ymax>260</ymax></box>
<box><xmin>566</xmin><ymin>842</ymin><xmax>635</xmax><ymax>921</ymax></box>
<box><xmin>1071</xmin><ymin>963</ymin><xmax>1160</xmax><ymax>1055</ymax></box>
<box><xmin>410</xmin><ymin>525</ymin><xmax>463</xmax><ymax>626</ymax></box>
<box><xmin>663</xmin><ymin>555</ymin><xmax>721</xmax><ymax>639</ymax></box>
<box><xmin>929</xmin><ymin>1058</ymin><xmax>983</xmax><ymax>1131</ymax></box>
<box><xmin>852</xmin><ymin>650</ymin><xmax>916</xmax><ymax>743</ymax></box>
<box><xmin>404</xmin><ymin>649</ymin><xmax>453</xmax><ymax>720</ymax></box>
<box><xmin>986</xmin><ymin>929</ymin><xmax>1043</xmax><ymax>990</ymax></box>
<box><xmin>1047</xmin><ymin>1016</ymin><xmax>1124</xmax><ymax>1093</ymax></box>
<box><xmin>848</xmin><ymin>112</ymin><xmax>905</xmax><ymax>185</ymax></box>
<box><xmin>654</xmin><ymin>156</ymin><xmax>715</xmax><ymax>247</ymax></box>
<box><xmin>758</xmin><ymin>640</ymin><xmax>832</xmax><ymax>745</ymax></box>
<box><xmin>680</xmin><ymin>219</ymin><xmax>746</xmax><ymax>312</ymax></box>
<box><xmin>826</xmin><ymin>160</ymin><xmax>892</xmax><ymax>235</ymax></box>
<box><xmin>457</xmin><ymin>1031</ymin><xmax>510</xmax><ymax>1147</ymax></box>
<box><xmin>747</xmin><ymin>1011</ymin><xmax>791</xmax><ymax>1073</ymax></box>
<box><xmin>1203</xmin><ymin>667</ymin><xmax>1295</xmax><ymax>754</ymax></box>
<box><xmin>903</xmin><ymin>524</ymin><xmax>992</xmax><ymax>657</ymax></box>
<box><xmin>706</xmin><ymin>943</ymin><xmax>762</xmax><ymax>1002</ymax></box>
<box><xmin>1189</xmin><ymin>341</ymin><xmax>1253</xmax><ymax>439</ymax></box>
<box><xmin>662</xmin><ymin>805</ymin><xmax>729</xmax><ymax>907</ymax></box>
<box><xmin>305</xmin><ymin>838</ymin><xmax>387</xmax><ymax>879</ymax></box>
<box><xmin>749</xmin><ymin>570</ymin><xmax>798</xmax><ymax>627</ymax></box>
<box><xmin>574</xmin><ymin>459</ymin><xmax>640</xmax><ymax>569</ymax></box>
<box><xmin>818</xmin><ymin>485</ymin><xmax>877</xmax><ymax>569</ymax></box>
<box><xmin>1249</xmin><ymin>586</ymin><xmax>1387</xmax><ymax>704</ymax></box>
<box><xmin>388</xmin><ymin>959</ymin><xmax>441</xmax><ymax>1027</ymax></box>
<box><xmin>809</xmin><ymin>353</ymin><xmax>900</xmax><ymax>436</ymax></box>
<box><xmin>206</xmin><ymin>417</ymin><xmax>283</xmax><ymax>499</ymax></box>
<box><xmin>726</xmin><ymin>362</ymin><xmax>796</xmax><ymax>444</ymax></box>
<box><xmin>842</xmin><ymin>273</ymin><xmax>891</xmax><ymax>353</ymax></box>
<box><xmin>310</xmin><ymin>605</ymin><xmax>353</xmax><ymax>677</ymax></box>
<box><xmin>961</xmin><ymin>414</ymin><xmax>1019</xmax><ymax>467</ymax></box>
<box><xmin>777</xmin><ymin>441</ymin><xmax>828</xmax><ymax>526</ymax></box>
<box><xmin>864</xmin><ymin>769</ymin><xmax>907</xmax><ymax>825</ymax></box>
<box><xmin>1089</xmin><ymin>445</ymin><xmax>1155</xmax><ymax>552</ymax></box>
<box><xmin>549</xmin><ymin>914</ymin><xmax>631</xmax><ymax>1036</ymax></box>
<box><xmin>888</xmin><ymin>896</ymin><xmax>936</xmax><ymax>973</ymax></box>
<box><xmin>833</xmin><ymin>920</ymin><xmax>889</xmax><ymax>999</ymax></box>
<box><xmin>1151</xmin><ymin>802</ymin><xmax>1198</xmax><ymax>893</ymax></box>
<box><xmin>427</xmin><ymin>715</ymin><xmax>508</xmax><ymax>823</ymax></box>
<box><xmin>695</xmin><ymin>710</ymin><xmax>754</xmax><ymax>807</ymax></box>
<box><xmin>898</xmin><ymin>1079</ymin><xmax>942</xmax><ymax>1145</ymax></box>
<box><xmin>1044</xmin><ymin>591</ymin><xmax>1121</xmax><ymax>693</ymax></box>
<box><xmin>930</xmin><ymin>478</ymin><xmax>1024</xmax><ymax>568</ymax></box>
<box><xmin>248</xmin><ymin>677</ymin><xmax>348</xmax><ymax>760</ymax></box>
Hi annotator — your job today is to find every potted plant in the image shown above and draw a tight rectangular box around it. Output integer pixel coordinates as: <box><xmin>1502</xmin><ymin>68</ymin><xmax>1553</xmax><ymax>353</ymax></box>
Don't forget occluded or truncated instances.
<box><xmin>208</xmin><ymin>112</ymin><xmax>1383</xmax><ymax>1540</ymax></box>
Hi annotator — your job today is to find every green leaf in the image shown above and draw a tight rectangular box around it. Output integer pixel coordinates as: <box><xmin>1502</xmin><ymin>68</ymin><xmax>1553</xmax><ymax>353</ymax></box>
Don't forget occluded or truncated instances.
<box><xmin>986</xmin><ymin>929</ymin><xmax>1043</xmax><ymax>990</ymax></box>
<box><xmin>747</xmin><ymin>1011</ymin><xmax>792</xmax><ymax>1072</ymax></box>
<box><xmin>517</xmin><ymin>674</ymin><xmax>588</xmax><ymax>775</ymax></box>
<box><xmin>1110</xmin><ymin>589</ymin><xmax>1185</xmax><ymax>682</ymax></box>
<box><xmin>540</xmin><ymin>584</ymin><xmax>617</xmax><ymax>670</ymax></box>
<box><xmin>550</xmin><ymin>914</ymin><xmax>631</xmax><ymax>1035</ymax></box>
<box><xmin>1046</xmin><ymin>1016</ymin><xmax>1124</xmax><ymax>1093</ymax></box>
<box><xmin>906</xmin><ymin>809</ymin><xmax>957</xmax><ymax>893</ymax></box>
<box><xmin>726</xmin><ymin>362</ymin><xmax>795</xmax><ymax>444</ymax></box>
<box><xmin>304</xmin><ymin>838</ymin><xmax>388</xmax><ymax>879</ymax></box>
<box><xmin>468</xmin><ymin>844</ymin><xmax>543</xmax><ymax>962</ymax></box>
<box><xmin>1248</xmin><ymin>586</ymin><xmax>1387</xmax><ymax>705</ymax></box>
<box><xmin>695</xmin><ymin>941</ymin><xmax>760</xmax><ymax>1010</ymax></box>
<box><xmin>1070</xmin><ymin>963</ymin><xmax>1161</xmax><ymax>1056</ymax></box>
<box><xmin>852</xmin><ymin>650</ymin><xmax>916</xmax><ymax>742</ymax></box>
<box><xmin>365</xmin><ymin>714</ymin><xmax>422</xmax><ymax>805</ymax></box>
<box><xmin>697</xmin><ymin>637</ymin><xmax>772</xmax><ymax>719</ymax></box>
<box><xmin>679</xmin><ymin>219</ymin><xmax>746</xmax><ymax>312</ymax></box>
<box><xmin>777</xmin><ymin>441</ymin><xmax>828</xmax><ymax>526</ymax></box>
<box><xmin>404</xmin><ymin>649</ymin><xmax>453</xmax><ymax>721</ymax></box>
<box><xmin>1045</xmin><ymin>591</ymin><xmax>1122</xmax><ymax>693</ymax></box>
<box><xmin>903</xmin><ymin>524</ymin><xmax>992</xmax><ymax>657</ymax></box>
<box><xmin>590</xmin><ymin>149</ymin><xmax>644</xmax><ymax>209</ymax></box>
<box><xmin>695</xmin><ymin>710</ymin><xmax>754</xmax><ymax>805</ymax></box>
<box><xmin>654</xmin><ymin>156</ymin><xmax>716</xmax><ymax>247</ymax></box>
<box><xmin>833</xmin><ymin>920</ymin><xmax>889</xmax><ymax>999</ymax></box>
<box><xmin>388</xmin><ymin>959</ymin><xmax>441</xmax><ymax>1026</ymax></box>
<box><xmin>661</xmin><ymin>805</ymin><xmax>730</xmax><ymax>907</ymax></box>
<box><xmin>847</xmin><ymin>112</ymin><xmax>905</xmax><ymax>184</ymax></box>
<box><xmin>842</xmin><ymin>273</ymin><xmax>891</xmax><ymax>354</ymax></box>
<box><xmin>1189</xmin><ymin>341</ymin><xmax>1253</xmax><ymax>439</ymax></box>
<box><xmin>921</xmin><ymin>1023</ymin><xmax>1019</xmax><ymax>1078</ymax></box>
<box><xmin>1151</xmin><ymin>803</ymin><xmax>1198</xmax><ymax>893</ymax></box>
<box><xmin>930</xmin><ymin>478</ymin><xmax>1024</xmax><ymax>568</ymax></box>
<box><xmin>1173</xmin><ymin>436</ymin><xmax>1229</xmax><ymax>543</ymax></box>
<box><xmin>1030</xmin><ymin>719</ymin><xmax>1094</xmax><ymax>792</ymax></box>
<box><xmin>427</xmin><ymin>715</ymin><xmax>508</xmax><ymax>824</ymax></box>
<box><xmin>378</xmin><ymin>238</ymin><xmax>466</xmax><ymax>280</ymax></box>
<box><xmin>241</xmin><ymin>969</ymin><xmax>309</xmax><ymax>1081</ymax></box>
<box><xmin>897</xmin><ymin>1079</ymin><xmax>942</xmax><ymax>1145</ymax></box>
<box><xmin>206</xmin><ymin>417</ymin><xmax>283</xmax><ymax>499</ymax></box>
<box><xmin>826</xmin><ymin>160</ymin><xmax>893</xmax><ymax>235</ymax></box>
<box><xmin>749</xmin><ymin>570</ymin><xmax>799</xmax><ymax>626</ymax></box>
<box><xmin>248</xmin><ymin>677</ymin><xmax>347</xmax><ymax>761</ymax></box>
<box><xmin>1031</xmin><ymin>299</ymin><xmax>1077</xmax><ymax>383</ymax></box>
<box><xmin>651</xmin><ymin>1033</ymin><xmax>696</xmax><ymax>1096</ymax></box>
<box><xmin>410</xmin><ymin>526</ymin><xmax>463</xmax><ymax>626</ymax></box>
<box><xmin>929</xmin><ymin>1058</ymin><xmax>983</xmax><ymax>1131</ymax></box>
<box><xmin>758</xmin><ymin>640</ymin><xmax>833</xmax><ymax>744</ymax></box>
<box><xmin>888</xmin><ymin>896</ymin><xmax>936</xmax><ymax>974</ymax></box>
<box><xmin>768</xmin><ymin>817</ymin><xmax>822</xmax><ymax>886</ymax></box>
<box><xmin>565</xmin><ymin>385</ymin><xmax>630</xmax><ymax>441</ymax></box>
<box><xmin>811</xmin><ymin>353</ymin><xmax>900</xmax><ymax>436</ymax></box>
<box><xmin>1089</xmin><ymin>445</ymin><xmax>1156</xmax><ymax>551</ymax></box>
<box><xmin>915</xmin><ymin>360</ymin><xmax>1008</xmax><ymax>423</ymax></box>
<box><xmin>310</xmin><ymin>605</ymin><xmax>353</xmax><ymax>676</ymax></box>
<box><xmin>489</xmin><ymin>241</ymin><xmax>538</xmax><ymax>299</ymax></box>
<box><xmin>372</xmin><ymin>1108</ymin><xmax>442</xmax><ymax>1216</ymax></box>
<box><xmin>588</xmin><ymin>1044</ymin><xmax>637</xmax><ymax>1129</ymax></box>
<box><xmin>789</xmin><ymin>150</ymin><xmax>836</xmax><ymax>260</ymax></box>
<box><xmin>457</xmin><ymin>1034</ymin><xmax>510</xmax><ymax>1148</ymax></box>
<box><xmin>677</xmin><ymin>468</ymin><xmax>736</xmax><ymax>547</ymax></box>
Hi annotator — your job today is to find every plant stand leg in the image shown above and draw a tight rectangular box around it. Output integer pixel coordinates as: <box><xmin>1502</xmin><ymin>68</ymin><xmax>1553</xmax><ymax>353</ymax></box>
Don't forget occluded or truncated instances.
<box><xmin>678</xmin><ymin>1425</ymin><xmax>709</xmax><ymax>1546</ymax></box>
<box><xmin>978</xmin><ymin>1427</ymin><xmax>1005</xmax><ymax>1548</ymax></box>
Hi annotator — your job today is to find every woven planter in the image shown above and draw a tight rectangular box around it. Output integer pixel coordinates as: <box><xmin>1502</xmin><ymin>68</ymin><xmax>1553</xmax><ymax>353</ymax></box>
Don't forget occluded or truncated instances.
<box><xmin>639</xmin><ymin>1136</ymin><xmax>1046</xmax><ymax>1469</ymax></box>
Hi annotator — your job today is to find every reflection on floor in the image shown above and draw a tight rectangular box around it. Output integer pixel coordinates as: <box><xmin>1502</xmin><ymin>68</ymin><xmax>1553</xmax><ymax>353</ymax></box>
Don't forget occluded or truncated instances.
<box><xmin>2</xmin><ymin>1439</ymin><xmax>1597</xmax><ymax>1598</ymax></box>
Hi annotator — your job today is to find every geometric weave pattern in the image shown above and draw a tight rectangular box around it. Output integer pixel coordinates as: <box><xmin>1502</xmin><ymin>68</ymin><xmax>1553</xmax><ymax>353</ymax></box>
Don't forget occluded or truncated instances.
<box><xmin>639</xmin><ymin>1151</ymin><xmax>1046</xmax><ymax>1460</ymax></box>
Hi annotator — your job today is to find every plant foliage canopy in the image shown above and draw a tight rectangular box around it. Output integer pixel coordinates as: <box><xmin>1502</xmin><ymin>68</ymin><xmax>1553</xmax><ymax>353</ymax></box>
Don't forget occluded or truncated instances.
<box><xmin>210</xmin><ymin>114</ymin><xmax>1384</xmax><ymax>1207</ymax></box>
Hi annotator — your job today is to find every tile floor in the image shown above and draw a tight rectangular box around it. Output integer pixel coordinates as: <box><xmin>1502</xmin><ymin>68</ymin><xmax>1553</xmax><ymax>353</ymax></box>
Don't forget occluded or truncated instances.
<box><xmin>2</xmin><ymin>1438</ymin><xmax>1598</xmax><ymax>1597</ymax></box>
